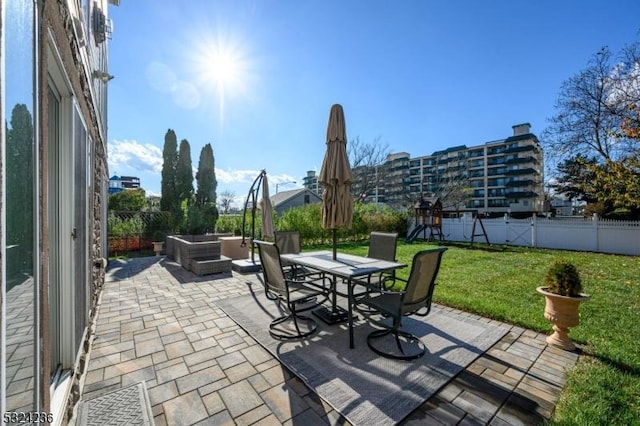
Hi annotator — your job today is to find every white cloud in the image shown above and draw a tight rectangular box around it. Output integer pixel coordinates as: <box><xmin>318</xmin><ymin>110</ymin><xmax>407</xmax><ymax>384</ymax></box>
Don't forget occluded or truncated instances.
<box><xmin>215</xmin><ymin>168</ymin><xmax>263</xmax><ymax>184</ymax></box>
<box><xmin>215</xmin><ymin>168</ymin><xmax>298</xmax><ymax>186</ymax></box>
<box><xmin>607</xmin><ymin>61</ymin><xmax>640</xmax><ymax>107</ymax></box>
<box><xmin>108</xmin><ymin>139</ymin><xmax>163</xmax><ymax>174</ymax></box>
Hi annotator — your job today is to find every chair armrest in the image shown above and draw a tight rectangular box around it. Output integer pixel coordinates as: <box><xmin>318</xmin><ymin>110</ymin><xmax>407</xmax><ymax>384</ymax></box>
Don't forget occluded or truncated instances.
<box><xmin>381</xmin><ymin>275</ymin><xmax>407</xmax><ymax>291</ymax></box>
<box><xmin>286</xmin><ymin>274</ymin><xmax>332</xmax><ymax>293</ymax></box>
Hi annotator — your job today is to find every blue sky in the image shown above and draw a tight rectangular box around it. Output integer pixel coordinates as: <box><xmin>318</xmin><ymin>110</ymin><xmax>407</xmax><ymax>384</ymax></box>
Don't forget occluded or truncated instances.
<box><xmin>106</xmin><ymin>1</ymin><xmax>640</xmax><ymax>206</ymax></box>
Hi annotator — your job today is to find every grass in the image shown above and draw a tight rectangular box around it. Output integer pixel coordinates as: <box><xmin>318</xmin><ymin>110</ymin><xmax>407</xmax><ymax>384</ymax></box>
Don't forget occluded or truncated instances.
<box><xmin>329</xmin><ymin>240</ymin><xmax>640</xmax><ymax>425</ymax></box>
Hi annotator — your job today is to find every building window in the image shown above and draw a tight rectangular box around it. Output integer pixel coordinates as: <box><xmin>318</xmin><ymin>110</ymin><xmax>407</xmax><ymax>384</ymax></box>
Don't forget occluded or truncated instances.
<box><xmin>3</xmin><ymin>0</ymin><xmax>38</xmax><ymax>412</ymax></box>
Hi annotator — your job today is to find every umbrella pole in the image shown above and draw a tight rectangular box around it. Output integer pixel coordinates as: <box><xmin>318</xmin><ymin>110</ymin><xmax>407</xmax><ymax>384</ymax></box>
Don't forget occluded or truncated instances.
<box><xmin>332</xmin><ymin>229</ymin><xmax>337</xmax><ymax>260</ymax></box>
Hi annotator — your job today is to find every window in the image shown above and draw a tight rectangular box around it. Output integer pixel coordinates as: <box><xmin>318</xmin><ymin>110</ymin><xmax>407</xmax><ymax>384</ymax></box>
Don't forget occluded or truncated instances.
<box><xmin>3</xmin><ymin>0</ymin><xmax>38</xmax><ymax>412</ymax></box>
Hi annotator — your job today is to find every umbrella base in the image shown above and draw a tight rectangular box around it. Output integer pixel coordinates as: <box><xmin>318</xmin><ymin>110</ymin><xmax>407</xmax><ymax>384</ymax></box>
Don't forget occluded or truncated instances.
<box><xmin>313</xmin><ymin>305</ymin><xmax>349</xmax><ymax>325</ymax></box>
<box><xmin>231</xmin><ymin>259</ymin><xmax>261</xmax><ymax>274</ymax></box>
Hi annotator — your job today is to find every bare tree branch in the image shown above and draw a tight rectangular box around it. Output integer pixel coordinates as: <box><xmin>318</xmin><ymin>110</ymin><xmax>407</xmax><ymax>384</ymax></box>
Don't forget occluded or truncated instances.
<box><xmin>348</xmin><ymin>136</ymin><xmax>390</xmax><ymax>200</ymax></box>
<box><xmin>543</xmin><ymin>42</ymin><xmax>640</xmax><ymax>164</ymax></box>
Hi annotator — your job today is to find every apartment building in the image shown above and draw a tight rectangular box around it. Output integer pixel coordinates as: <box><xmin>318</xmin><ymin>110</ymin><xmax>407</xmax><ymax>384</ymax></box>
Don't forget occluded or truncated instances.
<box><xmin>1</xmin><ymin>0</ymin><xmax>117</xmax><ymax>423</ymax></box>
<box><xmin>108</xmin><ymin>174</ymin><xmax>141</xmax><ymax>194</ymax></box>
<box><xmin>302</xmin><ymin>170</ymin><xmax>322</xmax><ymax>195</ymax></box>
<box><xmin>344</xmin><ymin>124</ymin><xmax>544</xmax><ymax>215</ymax></box>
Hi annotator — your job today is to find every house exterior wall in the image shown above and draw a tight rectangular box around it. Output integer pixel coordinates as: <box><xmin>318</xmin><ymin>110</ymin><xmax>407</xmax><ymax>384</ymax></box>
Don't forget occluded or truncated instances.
<box><xmin>1</xmin><ymin>0</ymin><xmax>113</xmax><ymax>423</ymax></box>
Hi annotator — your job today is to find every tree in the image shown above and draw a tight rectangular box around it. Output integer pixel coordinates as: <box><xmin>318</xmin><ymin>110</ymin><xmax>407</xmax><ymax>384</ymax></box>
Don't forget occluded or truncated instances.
<box><xmin>348</xmin><ymin>136</ymin><xmax>390</xmax><ymax>201</ymax></box>
<box><xmin>543</xmin><ymin>42</ymin><xmax>640</xmax><ymax>164</ymax></box>
<box><xmin>588</xmin><ymin>157</ymin><xmax>640</xmax><ymax>218</ymax></box>
<box><xmin>160</xmin><ymin>129</ymin><xmax>178</xmax><ymax>214</ymax></box>
<box><xmin>621</xmin><ymin>106</ymin><xmax>640</xmax><ymax>140</ymax></box>
<box><xmin>549</xmin><ymin>155</ymin><xmax>599</xmax><ymax>203</ymax></box>
<box><xmin>187</xmin><ymin>143</ymin><xmax>219</xmax><ymax>233</ymax></box>
<box><xmin>434</xmin><ymin>172</ymin><xmax>473</xmax><ymax>212</ymax></box>
<box><xmin>175</xmin><ymin>138</ymin><xmax>194</xmax><ymax>205</ymax></box>
<box><xmin>195</xmin><ymin>143</ymin><xmax>217</xmax><ymax>206</ymax></box>
<box><xmin>544</xmin><ymin>41</ymin><xmax>640</xmax><ymax>217</ymax></box>
<box><xmin>219</xmin><ymin>190</ymin><xmax>236</xmax><ymax>214</ymax></box>
<box><xmin>6</xmin><ymin>104</ymin><xmax>34</xmax><ymax>277</ymax></box>
<box><xmin>109</xmin><ymin>189</ymin><xmax>147</xmax><ymax>211</ymax></box>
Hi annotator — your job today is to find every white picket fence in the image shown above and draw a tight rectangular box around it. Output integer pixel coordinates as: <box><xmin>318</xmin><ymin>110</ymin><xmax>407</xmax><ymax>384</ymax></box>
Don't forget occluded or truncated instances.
<box><xmin>410</xmin><ymin>214</ymin><xmax>640</xmax><ymax>256</ymax></box>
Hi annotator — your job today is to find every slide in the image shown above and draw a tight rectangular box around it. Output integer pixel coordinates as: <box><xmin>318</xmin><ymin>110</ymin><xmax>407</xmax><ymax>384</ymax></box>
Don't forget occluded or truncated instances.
<box><xmin>405</xmin><ymin>224</ymin><xmax>427</xmax><ymax>243</ymax></box>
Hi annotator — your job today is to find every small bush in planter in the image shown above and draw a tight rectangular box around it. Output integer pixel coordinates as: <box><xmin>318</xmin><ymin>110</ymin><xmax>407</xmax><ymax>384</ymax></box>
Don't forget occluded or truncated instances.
<box><xmin>153</xmin><ymin>231</ymin><xmax>166</xmax><ymax>242</ymax></box>
<box><xmin>543</xmin><ymin>261</ymin><xmax>582</xmax><ymax>297</ymax></box>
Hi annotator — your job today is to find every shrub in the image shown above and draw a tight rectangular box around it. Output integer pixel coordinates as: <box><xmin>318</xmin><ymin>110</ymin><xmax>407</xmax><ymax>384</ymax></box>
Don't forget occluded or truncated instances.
<box><xmin>543</xmin><ymin>261</ymin><xmax>583</xmax><ymax>297</ymax></box>
<box><xmin>217</xmin><ymin>214</ymin><xmax>243</xmax><ymax>235</ymax></box>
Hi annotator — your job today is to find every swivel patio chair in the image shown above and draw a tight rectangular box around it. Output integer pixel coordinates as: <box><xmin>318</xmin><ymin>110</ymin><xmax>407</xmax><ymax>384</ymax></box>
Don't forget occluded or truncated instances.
<box><xmin>274</xmin><ymin>231</ymin><xmax>301</xmax><ymax>277</ymax></box>
<box><xmin>350</xmin><ymin>231</ymin><xmax>400</xmax><ymax>309</ymax></box>
<box><xmin>275</xmin><ymin>230</ymin><xmax>320</xmax><ymax>279</ymax></box>
<box><xmin>355</xmin><ymin>247</ymin><xmax>447</xmax><ymax>360</ymax></box>
<box><xmin>365</xmin><ymin>231</ymin><xmax>399</xmax><ymax>290</ymax></box>
<box><xmin>256</xmin><ymin>240</ymin><xmax>331</xmax><ymax>340</ymax></box>
<box><xmin>274</xmin><ymin>230</ymin><xmax>301</xmax><ymax>255</ymax></box>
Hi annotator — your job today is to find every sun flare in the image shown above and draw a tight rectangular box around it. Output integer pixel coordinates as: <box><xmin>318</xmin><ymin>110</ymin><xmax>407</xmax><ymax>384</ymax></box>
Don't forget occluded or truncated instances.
<box><xmin>194</xmin><ymin>37</ymin><xmax>250</xmax><ymax>95</ymax></box>
<box><xmin>209</xmin><ymin>50</ymin><xmax>239</xmax><ymax>86</ymax></box>
<box><xmin>189</xmin><ymin>34</ymin><xmax>253</xmax><ymax>127</ymax></box>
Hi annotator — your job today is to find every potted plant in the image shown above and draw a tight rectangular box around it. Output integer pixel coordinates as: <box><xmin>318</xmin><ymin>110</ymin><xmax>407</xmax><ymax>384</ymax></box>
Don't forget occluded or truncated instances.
<box><xmin>536</xmin><ymin>260</ymin><xmax>590</xmax><ymax>350</ymax></box>
<box><xmin>152</xmin><ymin>231</ymin><xmax>166</xmax><ymax>256</ymax></box>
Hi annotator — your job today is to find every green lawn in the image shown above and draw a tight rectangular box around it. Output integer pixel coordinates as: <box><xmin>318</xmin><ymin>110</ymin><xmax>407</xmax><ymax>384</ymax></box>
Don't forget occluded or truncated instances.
<box><xmin>332</xmin><ymin>240</ymin><xmax>640</xmax><ymax>425</ymax></box>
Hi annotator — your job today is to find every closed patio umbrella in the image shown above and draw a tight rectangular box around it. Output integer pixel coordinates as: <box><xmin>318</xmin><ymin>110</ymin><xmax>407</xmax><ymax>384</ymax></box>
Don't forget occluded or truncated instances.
<box><xmin>319</xmin><ymin>104</ymin><xmax>354</xmax><ymax>260</ymax></box>
<box><xmin>261</xmin><ymin>173</ymin><xmax>274</xmax><ymax>239</ymax></box>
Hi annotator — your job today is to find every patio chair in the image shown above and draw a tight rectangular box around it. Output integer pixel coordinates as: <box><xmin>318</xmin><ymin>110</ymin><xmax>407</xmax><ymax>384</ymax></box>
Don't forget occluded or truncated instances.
<box><xmin>275</xmin><ymin>230</ymin><xmax>319</xmax><ymax>279</ymax></box>
<box><xmin>256</xmin><ymin>240</ymin><xmax>331</xmax><ymax>340</ymax></box>
<box><xmin>351</xmin><ymin>231</ymin><xmax>400</xmax><ymax>308</ymax></box>
<box><xmin>274</xmin><ymin>230</ymin><xmax>301</xmax><ymax>255</ymax></box>
<box><xmin>274</xmin><ymin>231</ymin><xmax>300</xmax><ymax>276</ymax></box>
<box><xmin>365</xmin><ymin>231</ymin><xmax>399</xmax><ymax>290</ymax></box>
<box><xmin>355</xmin><ymin>247</ymin><xmax>447</xmax><ymax>360</ymax></box>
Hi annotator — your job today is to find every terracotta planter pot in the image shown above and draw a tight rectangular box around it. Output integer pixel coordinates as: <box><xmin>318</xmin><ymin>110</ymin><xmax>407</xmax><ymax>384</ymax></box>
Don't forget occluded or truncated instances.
<box><xmin>537</xmin><ymin>286</ymin><xmax>590</xmax><ymax>350</ymax></box>
<box><xmin>152</xmin><ymin>241</ymin><xmax>164</xmax><ymax>256</ymax></box>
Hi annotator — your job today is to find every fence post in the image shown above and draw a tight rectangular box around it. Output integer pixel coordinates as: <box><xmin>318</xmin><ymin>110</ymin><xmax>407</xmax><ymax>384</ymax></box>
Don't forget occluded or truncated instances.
<box><xmin>504</xmin><ymin>213</ymin><xmax>509</xmax><ymax>245</ymax></box>
<box><xmin>592</xmin><ymin>213</ymin><xmax>599</xmax><ymax>252</ymax></box>
<box><xmin>531</xmin><ymin>214</ymin><xmax>537</xmax><ymax>247</ymax></box>
<box><xmin>464</xmin><ymin>212</ymin><xmax>473</xmax><ymax>242</ymax></box>
<box><xmin>462</xmin><ymin>213</ymin><xmax>468</xmax><ymax>241</ymax></box>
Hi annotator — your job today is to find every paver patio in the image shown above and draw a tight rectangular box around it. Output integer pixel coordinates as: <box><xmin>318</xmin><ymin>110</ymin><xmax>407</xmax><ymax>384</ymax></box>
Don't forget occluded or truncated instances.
<box><xmin>76</xmin><ymin>256</ymin><xmax>579</xmax><ymax>425</ymax></box>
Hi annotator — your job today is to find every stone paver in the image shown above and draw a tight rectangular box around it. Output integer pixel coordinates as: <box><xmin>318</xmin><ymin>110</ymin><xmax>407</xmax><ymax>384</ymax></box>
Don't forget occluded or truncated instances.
<box><xmin>75</xmin><ymin>256</ymin><xmax>581</xmax><ymax>425</ymax></box>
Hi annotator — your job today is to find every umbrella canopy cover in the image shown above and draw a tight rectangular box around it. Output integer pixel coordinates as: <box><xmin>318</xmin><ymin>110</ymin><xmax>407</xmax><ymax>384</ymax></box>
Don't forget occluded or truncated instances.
<box><xmin>260</xmin><ymin>173</ymin><xmax>275</xmax><ymax>238</ymax></box>
<box><xmin>319</xmin><ymin>104</ymin><xmax>354</xmax><ymax>230</ymax></box>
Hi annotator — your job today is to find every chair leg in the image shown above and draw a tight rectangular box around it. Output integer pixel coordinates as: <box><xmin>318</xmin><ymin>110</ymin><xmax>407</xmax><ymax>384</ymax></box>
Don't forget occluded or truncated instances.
<box><xmin>269</xmin><ymin>311</ymin><xmax>318</xmax><ymax>340</ymax></box>
<box><xmin>367</xmin><ymin>329</ymin><xmax>426</xmax><ymax>360</ymax></box>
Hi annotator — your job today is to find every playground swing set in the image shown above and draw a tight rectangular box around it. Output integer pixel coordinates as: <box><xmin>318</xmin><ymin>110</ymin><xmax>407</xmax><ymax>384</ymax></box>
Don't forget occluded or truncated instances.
<box><xmin>405</xmin><ymin>196</ymin><xmax>490</xmax><ymax>246</ymax></box>
<box><xmin>406</xmin><ymin>196</ymin><xmax>444</xmax><ymax>243</ymax></box>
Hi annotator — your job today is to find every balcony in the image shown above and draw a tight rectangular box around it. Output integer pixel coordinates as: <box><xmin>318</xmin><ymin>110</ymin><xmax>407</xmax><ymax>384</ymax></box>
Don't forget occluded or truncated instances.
<box><xmin>503</xmin><ymin>145</ymin><xmax>535</xmax><ymax>154</ymax></box>
<box><xmin>505</xmin><ymin>156</ymin><xmax>536</xmax><ymax>165</ymax></box>
<box><xmin>505</xmin><ymin>179</ymin><xmax>534</xmax><ymax>187</ymax></box>
<box><xmin>504</xmin><ymin>168</ymin><xmax>537</xmax><ymax>176</ymax></box>
<box><xmin>506</xmin><ymin>191</ymin><xmax>538</xmax><ymax>199</ymax></box>
<box><xmin>487</xmin><ymin>169</ymin><xmax>507</xmax><ymax>176</ymax></box>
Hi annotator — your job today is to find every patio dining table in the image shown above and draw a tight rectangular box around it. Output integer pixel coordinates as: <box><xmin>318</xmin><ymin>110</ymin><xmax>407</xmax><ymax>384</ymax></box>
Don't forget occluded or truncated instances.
<box><xmin>280</xmin><ymin>250</ymin><xmax>406</xmax><ymax>349</ymax></box>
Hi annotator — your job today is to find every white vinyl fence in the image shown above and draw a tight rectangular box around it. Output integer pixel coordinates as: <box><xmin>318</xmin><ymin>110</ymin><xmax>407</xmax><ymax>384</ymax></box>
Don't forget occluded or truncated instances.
<box><xmin>411</xmin><ymin>214</ymin><xmax>640</xmax><ymax>256</ymax></box>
